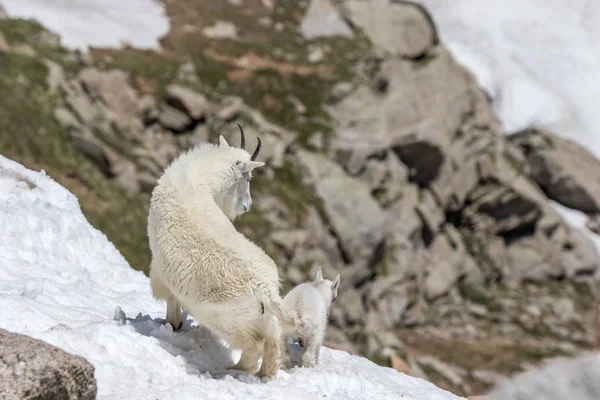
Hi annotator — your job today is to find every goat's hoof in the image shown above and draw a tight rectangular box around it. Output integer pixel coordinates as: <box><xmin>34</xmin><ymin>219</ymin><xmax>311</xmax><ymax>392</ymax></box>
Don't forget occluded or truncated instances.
<box><xmin>166</xmin><ymin>321</ymin><xmax>183</xmax><ymax>331</ymax></box>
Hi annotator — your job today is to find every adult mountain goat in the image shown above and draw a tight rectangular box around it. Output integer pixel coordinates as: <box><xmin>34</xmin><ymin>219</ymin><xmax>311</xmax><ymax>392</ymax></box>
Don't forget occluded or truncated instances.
<box><xmin>147</xmin><ymin>124</ymin><xmax>287</xmax><ymax>378</ymax></box>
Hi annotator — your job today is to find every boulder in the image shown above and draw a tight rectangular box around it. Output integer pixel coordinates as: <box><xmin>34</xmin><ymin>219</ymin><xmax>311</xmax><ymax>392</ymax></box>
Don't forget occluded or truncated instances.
<box><xmin>165</xmin><ymin>84</ymin><xmax>211</xmax><ymax>121</ymax></box>
<box><xmin>300</xmin><ymin>0</ymin><xmax>354</xmax><ymax>40</ymax></box>
<box><xmin>0</xmin><ymin>328</ymin><xmax>96</xmax><ymax>400</ymax></box>
<box><xmin>510</xmin><ymin>128</ymin><xmax>600</xmax><ymax>213</ymax></box>
<box><xmin>329</xmin><ymin>50</ymin><xmax>474</xmax><ymax>185</ymax></box>
<box><xmin>298</xmin><ymin>151</ymin><xmax>386</xmax><ymax>265</ymax></box>
<box><xmin>78</xmin><ymin>68</ymin><xmax>143</xmax><ymax>132</ymax></box>
<box><xmin>464</xmin><ymin>156</ymin><xmax>547</xmax><ymax>235</ymax></box>
<box><xmin>340</xmin><ymin>0</ymin><xmax>437</xmax><ymax>58</ymax></box>
<box><xmin>158</xmin><ymin>104</ymin><xmax>193</xmax><ymax>133</ymax></box>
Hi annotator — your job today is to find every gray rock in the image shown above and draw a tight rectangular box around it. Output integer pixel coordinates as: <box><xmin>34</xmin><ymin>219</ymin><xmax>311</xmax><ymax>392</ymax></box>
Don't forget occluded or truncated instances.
<box><xmin>78</xmin><ymin>68</ymin><xmax>143</xmax><ymax>133</ymax></box>
<box><xmin>425</xmin><ymin>256</ymin><xmax>459</xmax><ymax>300</ymax></box>
<box><xmin>373</xmin><ymin>282</ymin><xmax>413</xmax><ymax>328</ymax></box>
<box><xmin>45</xmin><ymin>60</ymin><xmax>66</xmax><ymax>94</ymax></box>
<box><xmin>487</xmin><ymin>352</ymin><xmax>600</xmax><ymax>400</ymax></box>
<box><xmin>586</xmin><ymin>214</ymin><xmax>600</xmax><ymax>235</ymax></box>
<box><xmin>416</xmin><ymin>355</ymin><xmax>464</xmax><ymax>388</ymax></box>
<box><xmin>137</xmin><ymin>171</ymin><xmax>157</xmax><ymax>194</ymax></box>
<box><xmin>202</xmin><ymin>20</ymin><xmax>238</xmax><ymax>39</ymax></box>
<box><xmin>0</xmin><ymin>328</ymin><xmax>96</xmax><ymax>399</ymax></box>
<box><xmin>330</xmin><ymin>51</ymin><xmax>473</xmax><ymax>185</ymax></box>
<box><xmin>216</xmin><ymin>101</ymin><xmax>242</xmax><ymax>122</ymax></box>
<box><xmin>505</xmin><ymin>232</ymin><xmax>560</xmax><ymax>282</ymax></box>
<box><xmin>328</xmin><ymin>82</ymin><xmax>354</xmax><ymax>104</ymax></box>
<box><xmin>300</xmin><ymin>0</ymin><xmax>354</xmax><ymax>39</ymax></box>
<box><xmin>511</xmin><ymin>129</ymin><xmax>600</xmax><ymax>213</ymax></box>
<box><xmin>139</xmin><ymin>95</ymin><xmax>159</xmax><ymax>125</ymax></box>
<box><xmin>335</xmin><ymin>287</ymin><xmax>365</xmax><ymax>326</ymax></box>
<box><xmin>385</xmin><ymin>184</ymin><xmax>422</xmax><ymax>243</ymax></box>
<box><xmin>0</xmin><ymin>5</ymin><xmax>7</xmax><ymax>19</ymax></box>
<box><xmin>298</xmin><ymin>150</ymin><xmax>386</xmax><ymax>264</ymax></box>
<box><xmin>165</xmin><ymin>84</ymin><xmax>211</xmax><ymax>121</ymax></box>
<box><xmin>465</xmin><ymin>157</ymin><xmax>547</xmax><ymax>235</ymax></box>
<box><xmin>158</xmin><ymin>104</ymin><xmax>193</xmax><ymax>133</ymax></box>
<box><xmin>271</xmin><ymin>230</ymin><xmax>308</xmax><ymax>257</ymax></box>
<box><xmin>416</xmin><ymin>189</ymin><xmax>445</xmax><ymax>238</ymax></box>
<box><xmin>177</xmin><ymin>61</ymin><xmax>200</xmax><ymax>84</ymax></box>
<box><xmin>341</xmin><ymin>0</ymin><xmax>437</xmax><ymax>58</ymax></box>
<box><xmin>471</xmin><ymin>369</ymin><xmax>506</xmax><ymax>385</ymax></box>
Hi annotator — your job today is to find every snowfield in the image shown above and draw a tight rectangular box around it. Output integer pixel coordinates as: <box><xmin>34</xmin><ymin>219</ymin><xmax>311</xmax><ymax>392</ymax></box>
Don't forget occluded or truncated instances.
<box><xmin>0</xmin><ymin>154</ymin><xmax>463</xmax><ymax>400</ymax></box>
<box><xmin>0</xmin><ymin>0</ymin><xmax>170</xmax><ymax>50</ymax></box>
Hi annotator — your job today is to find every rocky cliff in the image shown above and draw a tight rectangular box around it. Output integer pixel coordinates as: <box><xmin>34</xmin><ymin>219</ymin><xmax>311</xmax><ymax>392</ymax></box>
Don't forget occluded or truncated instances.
<box><xmin>1</xmin><ymin>1</ymin><xmax>599</xmax><ymax>397</ymax></box>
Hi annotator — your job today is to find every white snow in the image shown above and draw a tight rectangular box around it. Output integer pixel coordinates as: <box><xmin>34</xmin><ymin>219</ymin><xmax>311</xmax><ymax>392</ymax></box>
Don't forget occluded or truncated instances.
<box><xmin>0</xmin><ymin>0</ymin><xmax>170</xmax><ymax>50</ymax></box>
<box><xmin>415</xmin><ymin>0</ymin><xmax>600</xmax><ymax>253</ymax></box>
<box><xmin>415</xmin><ymin>0</ymin><xmax>600</xmax><ymax>150</ymax></box>
<box><xmin>0</xmin><ymin>154</ymin><xmax>462</xmax><ymax>400</ymax></box>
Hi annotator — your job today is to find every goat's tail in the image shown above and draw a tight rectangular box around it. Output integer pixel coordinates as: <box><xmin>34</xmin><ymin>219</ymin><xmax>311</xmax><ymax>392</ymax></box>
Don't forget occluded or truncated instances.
<box><xmin>252</xmin><ymin>282</ymin><xmax>294</xmax><ymax>326</ymax></box>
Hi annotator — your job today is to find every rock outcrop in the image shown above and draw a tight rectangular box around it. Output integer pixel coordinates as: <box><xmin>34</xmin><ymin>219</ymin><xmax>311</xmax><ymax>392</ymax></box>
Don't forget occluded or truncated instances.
<box><xmin>0</xmin><ymin>329</ymin><xmax>97</xmax><ymax>400</ymax></box>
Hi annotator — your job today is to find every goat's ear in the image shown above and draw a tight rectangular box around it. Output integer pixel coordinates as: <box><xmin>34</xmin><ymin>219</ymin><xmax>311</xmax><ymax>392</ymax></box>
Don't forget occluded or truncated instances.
<box><xmin>315</xmin><ymin>266</ymin><xmax>323</xmax><ymax>282</ymax></box>
<box><xmin>219</xmin><ymin>135</ymin><xmax>230</xmax><ymax>148</ymax></box>
<box><xmin>237</xmin><ymin>161</ymin><xmax>264</xmax><ymax>173</ymax></box>
<box><xmin>331</xmin><ymin>274</ymin><xmax>340</xmax><ymax>291</ymax></box>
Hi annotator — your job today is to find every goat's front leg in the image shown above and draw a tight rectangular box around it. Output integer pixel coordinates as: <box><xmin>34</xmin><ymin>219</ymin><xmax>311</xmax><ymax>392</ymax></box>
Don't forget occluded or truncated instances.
<box><xmin>166</xmin><ymin>295</ymin><xmax>183</xmax><ymax>331</ymax></box>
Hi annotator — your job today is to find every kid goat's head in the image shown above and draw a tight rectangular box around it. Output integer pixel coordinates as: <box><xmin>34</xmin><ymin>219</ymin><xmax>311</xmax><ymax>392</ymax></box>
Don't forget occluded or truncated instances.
<box><xmin>216</xmin><ymin>123</ymin><xmax>264</xmax><ymax>220</ymax></box>
<box><xmin>313</xmin><ymin>266</ymin><xmax>341</xmax><ymax>310</ymax></box>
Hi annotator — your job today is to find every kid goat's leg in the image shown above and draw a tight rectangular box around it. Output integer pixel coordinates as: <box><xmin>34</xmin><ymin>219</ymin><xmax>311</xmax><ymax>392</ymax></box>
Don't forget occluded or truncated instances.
<box><xmin>301</xmin><ymin>332</ymin><xmax>320</xmax><ymax>368</ymax></box>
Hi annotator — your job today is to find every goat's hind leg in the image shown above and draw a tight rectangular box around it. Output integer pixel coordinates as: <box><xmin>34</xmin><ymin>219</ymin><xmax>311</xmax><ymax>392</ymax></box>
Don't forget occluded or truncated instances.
<box><xmin>231</xmin><ymin>343</ymin><xmax>262</xmax><ymax>374</ymax></box>
<box><xmin>300</xmin><ymin>332</ymin><xmax>320</xmax><ymax>368</ymax></box>
<box><xmin>257</xmin><ymin>315</ymin><xmax>282</xmax><ymax>379</ymax></box>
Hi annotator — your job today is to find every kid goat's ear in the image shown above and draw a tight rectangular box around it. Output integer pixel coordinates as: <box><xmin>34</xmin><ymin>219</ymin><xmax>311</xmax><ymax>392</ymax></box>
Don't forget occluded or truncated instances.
<box><xmin>331</xmin><ymin>274</ymin><xmax>340</xmax><ymax>291</ymax></box>
<box><xmin>219</xmin><ymin>135</ymin><xmax>230</xmax><ymax>148</ymax></box>
<box><xmin>315</xmin><ymin>265</ymin><xmax>323</xmax><ymax>282</ymax></box>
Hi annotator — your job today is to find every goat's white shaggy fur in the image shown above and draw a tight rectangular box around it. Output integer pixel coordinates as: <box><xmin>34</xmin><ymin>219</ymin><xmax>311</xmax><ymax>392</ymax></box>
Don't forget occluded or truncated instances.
<box><xmin>282</xmin><ymin>266</ymin><xmax>340</xmax><ymax>368</ymax></box>
<box><xmin>147</xmin><ymin>133</ymin><xmax>288</xmax><ymax>378</ymax></box>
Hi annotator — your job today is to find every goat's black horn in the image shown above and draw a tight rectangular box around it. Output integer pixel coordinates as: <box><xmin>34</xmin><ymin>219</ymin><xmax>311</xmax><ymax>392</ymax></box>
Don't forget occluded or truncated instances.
<box><xmin>251</xmin><ymin>137</ymin><xmax>262</xmax><ymax>161</ymax></box>
<box><xmin>237</xmin><ymin>123</ymin><xmax>246</xmax><ymax>150</ymax></box>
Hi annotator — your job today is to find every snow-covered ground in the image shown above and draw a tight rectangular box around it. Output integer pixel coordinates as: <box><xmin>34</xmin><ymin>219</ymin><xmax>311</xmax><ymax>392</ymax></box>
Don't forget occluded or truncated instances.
<box><xmin>416</xmin><ymin>0</ymin><xmax>600</xmax><ymax>253</ymax></box>
<box><xmin>0</xmin><ymin>154</ymin><xmax>462</xmax><ymax>399</ymax></box>
<box><xmin>0</xmin><ymin>0</ymin><xmax>170</xmax><ymax>50</ymax></box>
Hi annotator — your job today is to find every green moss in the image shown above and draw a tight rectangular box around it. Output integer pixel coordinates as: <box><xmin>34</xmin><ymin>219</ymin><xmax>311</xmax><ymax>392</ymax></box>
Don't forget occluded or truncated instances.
<box><xmin>0</xmin><ymin>19</ymin><xmax>81</xmax><ymax>77</ymax></box>
<box><xmin>0</xmin><ymin>51</ymin><xmax>150</xmax><ymax>272</ymax></box>
<box><xmin>96</xmin><ymin>49</ymin><xmax>181</xmax><ymax>99</ymax></box>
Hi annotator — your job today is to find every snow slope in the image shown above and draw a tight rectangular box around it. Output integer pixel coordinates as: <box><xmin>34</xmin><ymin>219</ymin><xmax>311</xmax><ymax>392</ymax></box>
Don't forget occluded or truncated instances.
<box><xmin>0</xmin><ymin>154</ymin><xmax>462</xmax><ymax>400</ymax></box>
<box><xmin>415</xmin><ymin>0</ymin><xmax>600</xmax><ymax>254</ymax></box>
<box><xmin>0</xmin><ymin>0</ymin><xmax>170</xmax><ymax>50</ymax></box>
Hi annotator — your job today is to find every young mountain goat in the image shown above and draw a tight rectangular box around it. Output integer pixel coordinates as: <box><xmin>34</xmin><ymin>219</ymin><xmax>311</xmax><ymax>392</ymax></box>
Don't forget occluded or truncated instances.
<box><xmin>147</xmin><ymin>124</ymin><xmax>288</xmax><ymax>378</ymax></box>
<box><xmin>282</xmin><ymin>266</ymin><xmax>340</xmax><ymax>368</ymax></box>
